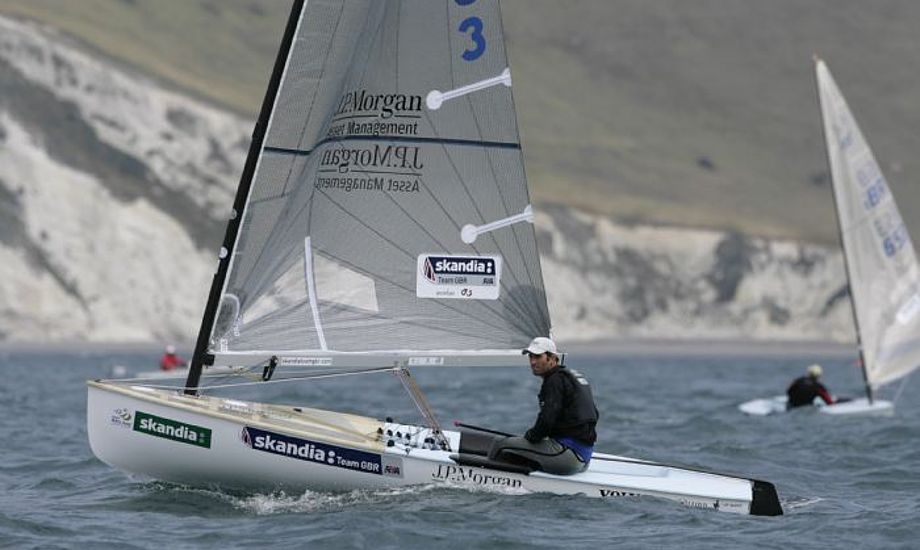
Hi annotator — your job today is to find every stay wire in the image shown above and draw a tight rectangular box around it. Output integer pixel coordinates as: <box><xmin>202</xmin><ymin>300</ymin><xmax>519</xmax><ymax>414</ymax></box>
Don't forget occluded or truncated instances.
<box><xmin>891</xmin><ymin>372</ymin><xmax>912</xmax><ymax>406</ymax></box>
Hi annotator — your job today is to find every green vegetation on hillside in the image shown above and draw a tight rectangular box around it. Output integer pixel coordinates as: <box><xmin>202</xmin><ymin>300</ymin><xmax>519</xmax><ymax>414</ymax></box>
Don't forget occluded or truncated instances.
<box><xmin>0</xmin><ymin>0</ymin><xmax>288</xmax><ymax>114</ymax></box>
<box><xmin>2</xmin><ymin>0</ymin><xmax>919</xmax><ymax>244</ymax></box>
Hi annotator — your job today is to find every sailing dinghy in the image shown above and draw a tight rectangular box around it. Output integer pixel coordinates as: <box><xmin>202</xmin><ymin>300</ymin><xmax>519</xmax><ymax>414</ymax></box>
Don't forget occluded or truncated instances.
<box><xmin>87</xmin><ymin>0</ymin><xmax>781</xmax><ymax>516</ymax></box>
<box><xmin>740</xmin><ymin>58</ymin><xmax>920</xmax><ymax>416</ymax></box>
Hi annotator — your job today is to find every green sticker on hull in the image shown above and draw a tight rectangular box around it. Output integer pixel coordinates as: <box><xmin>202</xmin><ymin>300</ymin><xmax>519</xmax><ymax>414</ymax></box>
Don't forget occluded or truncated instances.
<box><xmin>133</xmin><ymin>411</ymin><xmax>212</xmax><ymax>448</ymax></box>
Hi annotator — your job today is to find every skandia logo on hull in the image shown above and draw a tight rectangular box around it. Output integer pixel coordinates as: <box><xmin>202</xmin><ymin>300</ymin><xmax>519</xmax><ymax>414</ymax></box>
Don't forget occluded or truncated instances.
<box><xmin>423</xmin><ymin>256</ymin><xmax>496</xmax><ymax>283</ymax></box>
<box><xmin>241</xmin><ymin>427</ymin><xmax>383</xmax><ymax>475</ymax></box>
<box><xmin>133</xmin><ymin>411</ymin><xmax>212</xmax><ymax>448</ymax></box>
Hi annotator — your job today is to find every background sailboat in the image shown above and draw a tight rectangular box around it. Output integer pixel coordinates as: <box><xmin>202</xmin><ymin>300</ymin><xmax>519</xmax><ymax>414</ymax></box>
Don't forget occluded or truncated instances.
<box><xmin>87</xmin><ymin>0</ymin><xmax>781</xmax><ymax>515</ymax></box>
<box><xmin>815</xmin><ymin>57</ymin><xmax>920</xmax><ymax>414</ymax></box>
<box><xmin>740</xmin><ymin>58</ymin><xmax>920</xmax><ymax>416</ymax></box>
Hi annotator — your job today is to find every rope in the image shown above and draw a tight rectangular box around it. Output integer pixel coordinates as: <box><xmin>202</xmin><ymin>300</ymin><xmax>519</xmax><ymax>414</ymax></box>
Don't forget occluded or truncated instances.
<box><xmin>102</xmin><ymin>365</ymin><xmax>259</xmax><ymax>386</ymax></box>
<box><xmin>110</xmin><ymin>364</ymin><xmax>452</xmax><ymax>451</ymax></box>
<box><xmin>110</xmin><ymin>366</ymin><xmax>399</xmax><ymax>393</ymax></box>
<box><xmin>891</xmin><ymin>372</ymin><xmax>912</xmax><ymax>406</ymax></box>
<box><xmin>394</xmin><ymin>367</ymin><xmax>450</xmax><ymax>450</ymax></box>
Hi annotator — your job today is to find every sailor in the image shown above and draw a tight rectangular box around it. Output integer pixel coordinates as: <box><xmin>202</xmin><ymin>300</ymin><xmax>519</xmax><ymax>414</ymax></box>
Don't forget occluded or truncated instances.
<box><xmin>159</xmin><ymin>345</ymin><xmax>187</xmax><ymax>371</ymax></box>
<box><xmin>490</xmin><ymin>337</ymin><xmax>599</xmax><ymax>475</ymax></box>
<box><xmin>786</xmin><ymin>364</ymin><xmax>835</xmax><ymax>408</ymax></box>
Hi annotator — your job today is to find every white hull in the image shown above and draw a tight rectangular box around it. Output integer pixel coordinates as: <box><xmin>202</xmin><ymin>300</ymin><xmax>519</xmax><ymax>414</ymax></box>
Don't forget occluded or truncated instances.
<box><xmin>817</xmin><ymin>397</ymin><xmax>893</xmax><ymax>416</ymax></box>
<box><xmin>739</xmin><ymin>395</ymin><xmax>893</xmax><ymax>416</ymax></box>
<box><xmin>88</xmin><ymin>381</ymin><xmax>781</xmax><ymax>515</ymax></box>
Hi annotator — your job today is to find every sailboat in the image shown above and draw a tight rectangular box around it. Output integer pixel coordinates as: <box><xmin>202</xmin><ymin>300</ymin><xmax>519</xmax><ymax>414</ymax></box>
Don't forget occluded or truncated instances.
<box><xmin>87</xmin><ymin>0</ymin><xmax>781</xmax><ymax>515</ymax></box>
<box><xmin>740</xmin><ymin>58</ymin><xmax>920</xmax><ymax>416</ymax></box>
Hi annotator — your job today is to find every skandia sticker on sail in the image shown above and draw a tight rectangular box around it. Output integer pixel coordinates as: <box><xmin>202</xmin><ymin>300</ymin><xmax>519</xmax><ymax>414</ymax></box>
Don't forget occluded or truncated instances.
<box><xmin>416</xmin><ymin>254</ymin><xmax>501</xmax><ymax>300</ymax></box>
<box><xmin>241</xmin><ymin>427</ymin><xmax>383</xmax><ymax>475</ymax></box>
<box><xmin>133</xmin><ymin>411</ymin><xmax>212</xmax><ymax>448</ymax></box>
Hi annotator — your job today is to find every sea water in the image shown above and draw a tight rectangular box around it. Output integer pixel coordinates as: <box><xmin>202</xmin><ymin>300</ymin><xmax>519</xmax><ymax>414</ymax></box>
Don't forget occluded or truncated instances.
<box><xmin>0</xmin><ymin>346</ymin><xmax>917</xmax><ymax>549</ymax></box>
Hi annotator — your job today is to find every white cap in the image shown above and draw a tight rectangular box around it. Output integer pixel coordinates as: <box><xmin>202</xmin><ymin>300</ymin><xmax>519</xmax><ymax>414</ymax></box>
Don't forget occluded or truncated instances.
<box><xmin>166</xmin><ymin>345</ymin><xmax>176</xmax><ymax>354</ymax></box>
<box><xmin>807</xmin><ymin>364</ymin><xmax>823</xmax><ymax>378</ymax></box>
<box><xmin>522</xmin><ymin>336</ymin><xmax>558</xmax><ymax>356</ymax></box>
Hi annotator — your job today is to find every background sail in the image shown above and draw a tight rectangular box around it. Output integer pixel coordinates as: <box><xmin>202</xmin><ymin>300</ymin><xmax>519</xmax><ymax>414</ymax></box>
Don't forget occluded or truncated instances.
<box><xmin>816</xmin><ymin>60</ymin><xmax>920</xmax><ymax>388</ymax></box>
<box><xmin>208</xmin><ymin>0</ymin><xmax>550</xmax><ymax>359</ymax></box>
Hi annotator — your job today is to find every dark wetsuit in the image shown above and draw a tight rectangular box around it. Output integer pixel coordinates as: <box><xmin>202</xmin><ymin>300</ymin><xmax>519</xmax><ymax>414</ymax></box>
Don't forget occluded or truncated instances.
<box><xmin>525</xmin><ymin>366</ymin><xmax>598</xmax><ymax>447</ymax></box>
<box><xmin>491</xmin><ymin>365</ymin><xmax>599</xmax><ymax>475</ymax></box>
<box><xmin>786</xmin><ymin>376</ymin><xmax>834</xmax><ymax>408</ymax></box>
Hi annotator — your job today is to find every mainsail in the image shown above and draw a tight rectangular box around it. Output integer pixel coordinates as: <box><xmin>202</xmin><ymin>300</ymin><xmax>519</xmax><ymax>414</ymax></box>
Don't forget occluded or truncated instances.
<box><xmin>815</xmin><ymin>59</ymin><xmax>920</xmax><ymax>391</ymax></box>
<box><xmin>194</xmin><ymin>0</ymin><xmax>550</xmax><ymax>370</ymax></box>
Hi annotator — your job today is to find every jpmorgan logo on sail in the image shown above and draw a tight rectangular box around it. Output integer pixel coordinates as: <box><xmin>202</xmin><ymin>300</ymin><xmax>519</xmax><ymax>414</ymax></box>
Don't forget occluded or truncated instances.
<box><xmin>417</xmin><ymin>254</ymin><xmax>501</xmax><ymax>300</ymax></box>
<box><xmin>334</xmin><ymin>89</ymin><xmax>423</xmax><ymax>119</ymax></box>
<box><xmin>320</xmin><ymin>144</ymin><xmax>423</xmax><ymax>174</ymax></box>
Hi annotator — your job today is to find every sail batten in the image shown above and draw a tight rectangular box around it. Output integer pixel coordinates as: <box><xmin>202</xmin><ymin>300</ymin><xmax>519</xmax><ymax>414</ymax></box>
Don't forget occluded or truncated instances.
<box><xmin>204</xmin><ymin>0</ymin><xmax>550</xmax><ymax>363</ymax></box>
<box><xmin>816</xmin><ymin>59</ymin><xmax>920</xmax><ymax>390</ymax></box>
<box><xmin>265</xmin><ymin>135</ymin><xmax>522</xmax><ymax>155</ymax></box>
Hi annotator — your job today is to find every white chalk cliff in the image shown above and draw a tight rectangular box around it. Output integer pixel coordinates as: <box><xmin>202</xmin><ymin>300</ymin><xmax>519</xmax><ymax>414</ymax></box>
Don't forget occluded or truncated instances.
<box><xmin>0</xmin><ymin>16</ymin><xmax>854</xmax><ymax>345</ymax></box>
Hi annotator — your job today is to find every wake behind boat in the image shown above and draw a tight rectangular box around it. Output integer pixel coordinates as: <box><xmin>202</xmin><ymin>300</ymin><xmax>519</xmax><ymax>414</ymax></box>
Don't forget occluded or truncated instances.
<box><xmin>87</xmin><ymin>0</ymin><xmax>781</xmax><ymax>516</ymax></box>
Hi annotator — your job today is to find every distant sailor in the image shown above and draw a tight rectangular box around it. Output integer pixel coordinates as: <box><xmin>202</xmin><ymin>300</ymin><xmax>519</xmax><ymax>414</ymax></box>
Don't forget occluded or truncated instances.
<box><xmin>490</xmin><ymin>337</ymin><xmax>599</xmax><ymax>475</ymax></box>
<box><xmin>159</xmin><ymin>345</ymin><xmax>187</xmax><ymax>372</ymax></box>
<box><xmin>786</xmin><ymin>364</ymin><xmax>835</xmax><ymax>408</ymax></box>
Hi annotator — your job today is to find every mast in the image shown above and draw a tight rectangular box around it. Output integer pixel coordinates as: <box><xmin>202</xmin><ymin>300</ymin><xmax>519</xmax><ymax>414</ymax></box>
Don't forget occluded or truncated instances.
<box><xmin>813</xmin><ymin>58</ymin><xmax>873</xmax><ymax>403</ymax></box>
<box><xmin>185</xmin><ymin>0</ymin><xmax>305</xmax><ymax>395</ymax></box>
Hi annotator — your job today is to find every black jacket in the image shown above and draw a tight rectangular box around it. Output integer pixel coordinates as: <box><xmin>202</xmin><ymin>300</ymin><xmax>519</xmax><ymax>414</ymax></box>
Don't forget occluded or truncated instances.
<box><xmin>525</xmin><ymin>365</ymin><xmax>598</xmax><ymax>445</ymax></box>
<box><xmin>786</xmin><ymin>376</ymin><xmax>834</xmax><ymax>407</ymax></box>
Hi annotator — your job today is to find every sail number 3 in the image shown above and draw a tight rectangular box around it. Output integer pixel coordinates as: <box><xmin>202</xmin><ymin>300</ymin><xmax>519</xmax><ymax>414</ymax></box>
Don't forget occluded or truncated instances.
<box><xmin>456</xmin><ymin>0</ymin><xmax>486</xmax><ymax>61</ymax></box>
